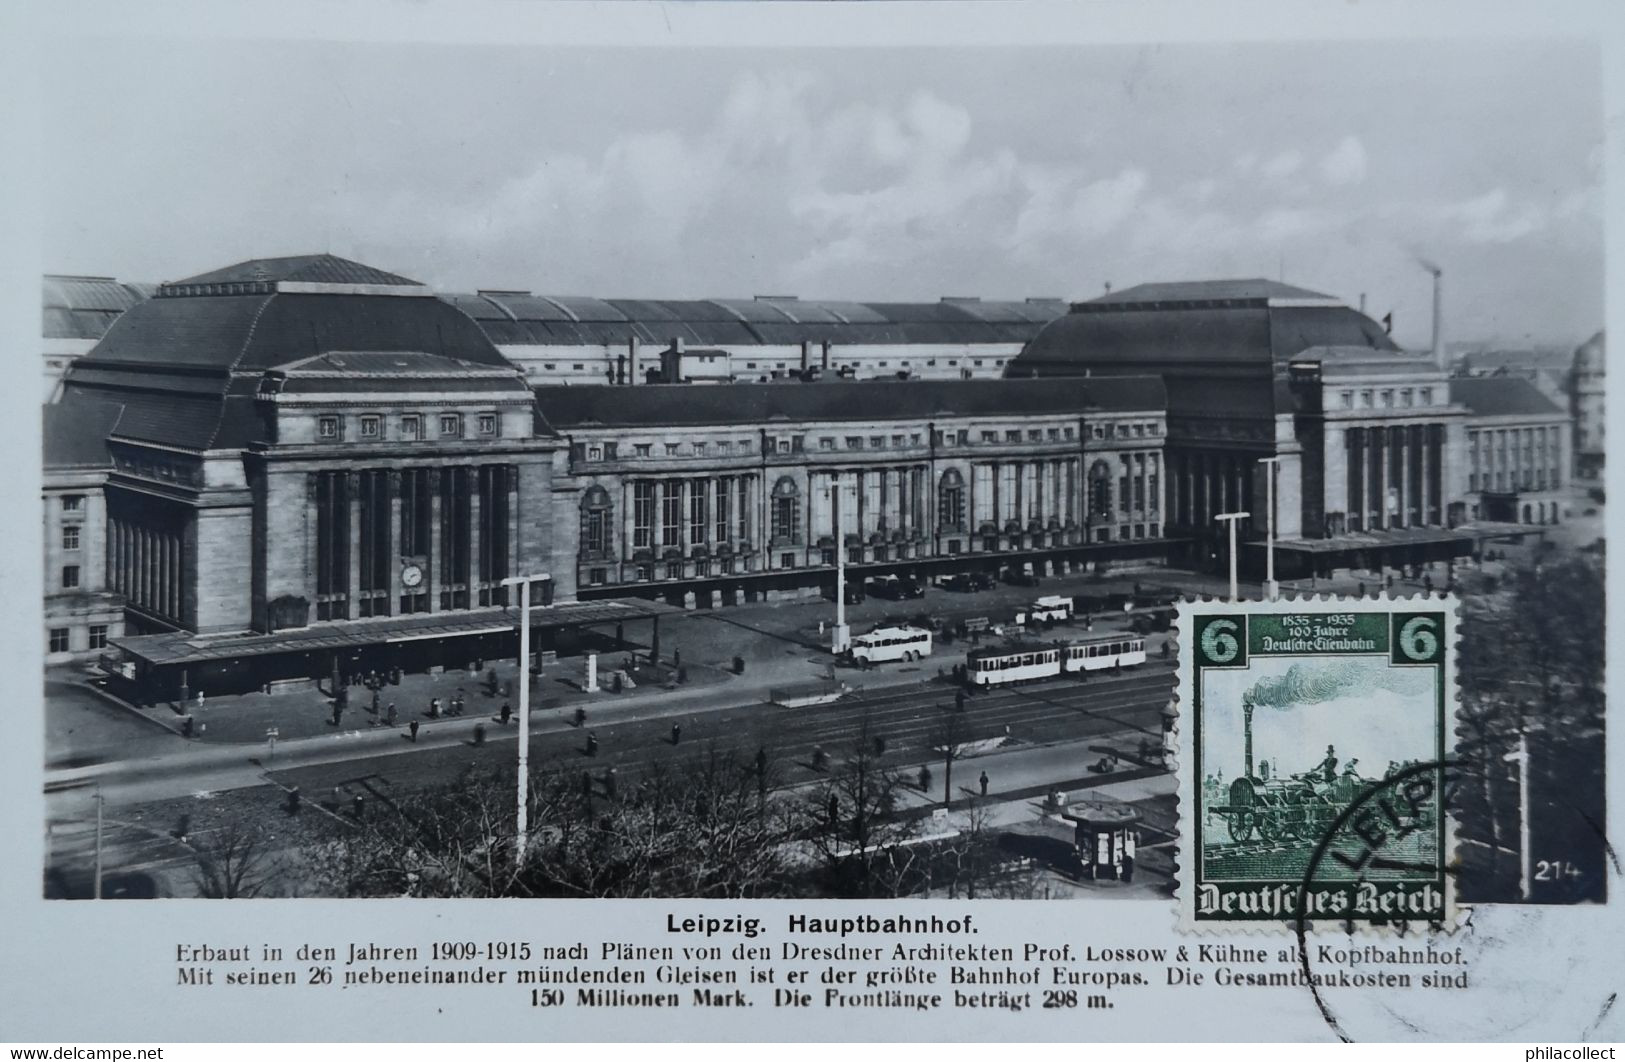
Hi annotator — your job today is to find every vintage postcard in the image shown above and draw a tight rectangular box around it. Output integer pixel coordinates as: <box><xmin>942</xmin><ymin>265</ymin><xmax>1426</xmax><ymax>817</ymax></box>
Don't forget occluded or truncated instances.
<box><xmin>1178</xmin><ymin>599</ymin><xmax>1456</xmax><ymax>929</ymax></box>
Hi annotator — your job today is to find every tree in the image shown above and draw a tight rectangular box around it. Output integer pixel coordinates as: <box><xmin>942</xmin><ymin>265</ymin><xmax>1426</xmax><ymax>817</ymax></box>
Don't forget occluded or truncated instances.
<box><xmin>927</xmin><ymin>705</ymin><xmax>974</xmax><ymax>805</ymax></box>
<box><xmin>805</xmin><ymin>715</ymin><xmax>921</xmax><ymax>897</ymax></box>
<box><xmin>189</xmin><ymin>820</ymin><xmax>284</xmax><ymax>899</ymax></box>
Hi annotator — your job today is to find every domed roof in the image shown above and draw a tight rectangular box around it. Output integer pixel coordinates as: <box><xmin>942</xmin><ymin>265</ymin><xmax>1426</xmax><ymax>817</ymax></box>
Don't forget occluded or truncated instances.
<box><xmin>1573</xmin><ymin>330</ymin><xmax>1605</xmax><ymax>376</ymax></box>
<box><xmin>58</xmin><ymin>254</ymin><xmax>514</xmax><ymax>452</ymax></box>
<box><xmin>1006</xmin><ymin>279</ymin><xmax>1398</xmax><ymax>422</ymax></box>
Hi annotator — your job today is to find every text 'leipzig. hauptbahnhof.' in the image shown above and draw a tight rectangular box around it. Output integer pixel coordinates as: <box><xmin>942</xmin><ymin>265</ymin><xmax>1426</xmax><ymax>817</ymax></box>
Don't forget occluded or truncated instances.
<box><xmin>41</xmin><ymin>254</ymin><xmax>1600</xmax><ymax>695</ymax></box>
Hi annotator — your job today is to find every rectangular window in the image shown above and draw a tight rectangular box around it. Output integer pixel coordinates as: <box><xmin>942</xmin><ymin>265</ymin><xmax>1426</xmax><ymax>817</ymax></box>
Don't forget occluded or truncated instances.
<box><xmin>61</xmin><ymin>495</ymin><xmax>83</xmax><ymax>513</ymax></box>
<box><xmin>690</xmin><ymin>479</ymin><xmax>709</xmax><ymax>544</ymax></box>
<box><xmin>48</xmin><ymin>628</ymin><xmax>69</xmax><ymax>654</ymax></box>
<box><xmin>1047</xmin><ymin>428</ymin><xmax>1060</xmax><ymax>440</ymax></box>
<box><xmin>1380</xmin><ymin>390</ymin><xmax>1394</xmax><ymax>407</ymax></box>
<box><xmin>957</xmin><ymin>430</ymin><xmax>970</xmax><ymax>445</ymax></box>
<box><xmin>588</xmin><ymin>444</ymin><xmax>603</xmax><ymax>461</ymax></box>
<box><xmin>1419</xmin><ymin>387</ymin><xmax>1433</xmax><ymax>406</ymax></box>
<box><xmin>778</xmin><ymin>438</ymin><xmax>793</xmax><ymax>454</ymax></box>
<box><xmin>662</xmin><ymin>483</ymin><xmax>682</xmax><ymax>547</ymax></box>
<box><xmin>634</xmin><ymin>482</ymin><xmax>655</xmax><ymax>549</ymax></box>
<box><xmin>318</xmin><ymin>416</ymin><xmax>341</xmax><ymax>440</ymax></box>
<box><xmin>62</xmin><ymin>565</ymin><xmax>80</xmax><ymax>590</ymax></box>
<box><xmin>635</xmin><ymin>443</ymin><xmax>651</xmax><ymax>458</ymax></box>
<box><xmin>910</xmin><ymin>434</ymin><xmax>922</xmax><ymax>446</ymax></box>
<box><xmin>665</xmin><ymin>443</ymin><xmax>679</xmax><ymax>456</ymax></box>
<box><xmin>716</xmin><ymin>477</ymin><xmax>732</xmax><ymax>544</ymax></box>
<box><xmin>981</xmin><ymin>431</ymin><xmax>997</xmax><ymax>443</ymax></box>
<box><xmin>693</xmin><ymin>442</ymin><xmax>706</xmax><ymax>456</ymax></box>
<box><xmin>1028</xmin><ymin>430</ymin><xmax>1042</xmax><ymax>441</ymax></box>
<box><xmin>846</xmin><ymin>436</ymin><xmax>863</xmax><ymax>449</ymax></box>
<box><xmin>589</xmin><ymin>567</ymin><xmax>607</xmax><ymax>587</ymax></box>
<box><xmin>869</xmin><ymin>436</ymin><xmax>883</xmax><ymax>448</ymax></box>
<box><xmin>440</xmin><ymin>413</ymin><xmax>462</xmax><ymax>437</ymax></box>
<box><xmin>1401</xmin><ymin>389</ymin><xmax>1413</xmax><ymax>407</ymax></box>
<box><xmin>1064</xmin><ymin>427</ymin><xmax>1075</xmax><ymax>439</ymax></box>
<box><xmin>820</xmin><ymin>437</ymin><xmax>835</xmax><ymax>451</ymax></box>
<box><xmin>891</xmin><ymin>435</ymin><xmax>905</xmax><ymax>447</ymax></box>
<box><xmin>359</xmin><ymin>415</ymin><xmax>381</xmax><ymax>439</ymax></box>
<box><xmin>88</xmin><ymin>624</ymin><xmax>108</xmax><ymax>650</ymax></box>
<box><xmin>1341</xmin><ymin>391</ymin><xmax>1354</xmax><ymax>409</ymax></box>
<box><xmin>780</xmin><ymin>552</ymin><xmax>795</xmax><ymax>569</ymax></box>
<box><xmin>62</xmin><ymin>526</ymin><xmax>80</xmax><ymax>551</ymax></box>
<box><xmin>477</xmin><ymin>413</ymin><xmax>497</xmax><ymax>436</ymax></box>
<box><xmin>401</xmin><ymin>415</ymin><xmax>421</xmax><ymax>440</ymax></box>
<box><xmin>1361</xmin><ymin>390</ymin><xmax>1374</xmax><ymax>408</ymax></box>
<box><xmin>718</xmin><ymin>441</ymin><xmax>732</xmax><ymax>454</ymax></box>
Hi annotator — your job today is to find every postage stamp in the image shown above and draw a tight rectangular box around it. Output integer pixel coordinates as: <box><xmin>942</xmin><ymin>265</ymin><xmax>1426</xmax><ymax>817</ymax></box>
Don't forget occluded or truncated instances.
<box><xmin>1176</xmin><ymin>597</ymin><xmax>1458</xmax><ymax>930</ymax></box>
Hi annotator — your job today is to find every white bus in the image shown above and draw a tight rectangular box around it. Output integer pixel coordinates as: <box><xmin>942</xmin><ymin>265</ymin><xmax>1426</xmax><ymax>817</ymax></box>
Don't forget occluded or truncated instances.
<box><xmin>1061</xmin><ymin>632</ymin><xmax>1147</xmax><ymax>673</ymax></box>
<box><xmin>1016</xmin><ymin>594</ymin><xmax>1075</xmax><ymax>626</ymax></box>
<box><xmin>847</xmin><ymin>626</ymin><xmax>933</xmax><ymax>664</ymax></box>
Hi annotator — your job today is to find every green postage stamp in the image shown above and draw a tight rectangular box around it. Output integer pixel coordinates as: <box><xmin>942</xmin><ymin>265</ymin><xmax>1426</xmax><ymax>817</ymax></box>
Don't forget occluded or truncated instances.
<box><xmin>1176</xmin><ymin>597</ymin><xmax>1458</xmax><ymax>929</ymax></box>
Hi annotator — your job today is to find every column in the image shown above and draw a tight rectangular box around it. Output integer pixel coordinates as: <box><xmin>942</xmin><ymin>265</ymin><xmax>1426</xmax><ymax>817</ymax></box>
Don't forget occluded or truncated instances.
<box><xmin>468</xmin><ymin>466</ymin><xmax>483</xmax><ymax>601</ymax></box>
<box><xmin>507</xmin><ymin>465</ymin><xmax>520</xmax><ymax>585</ymax></box>
<box><xmin>387</xmin><ymin>470</ymin><xmax>402</xmax><ymax>614</ymax></box>
<box><xmin>1418</xmin><ymin>428</ymin><xmax>1432</xmax><ymax>526</ymax></box>
<box><xmin>346</xmin><ymin>471</ymin><xmax>361</xmax><ymax>619</ymax></box>
<box><xmin>1348</xmin><ymin>429</ymin><xmax>1364</xmax><ymax>531</ymax></box>
<box><xmin>428</xmin><ymin>469</ymin><xmax>442</xmax><ymax>612</ymax></box>
<box><xmin>305</xmin><ymin>473</ymin><xmax>320</xmax><ymax>600</ymax></box>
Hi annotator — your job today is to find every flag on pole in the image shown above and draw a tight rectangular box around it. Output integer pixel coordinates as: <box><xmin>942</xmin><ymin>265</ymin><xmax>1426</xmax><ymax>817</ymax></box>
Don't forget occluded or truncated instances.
<box><xmin>1381</xmin><ymin>312</ymin><xmax>1393</xmax><ymax>334</ymax></box>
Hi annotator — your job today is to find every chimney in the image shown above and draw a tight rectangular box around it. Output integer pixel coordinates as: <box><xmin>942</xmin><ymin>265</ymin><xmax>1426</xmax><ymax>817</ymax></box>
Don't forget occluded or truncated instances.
<box><xmin>628</xmin><ymin>336</ymin><xmax>639</xmax><ymax>386</ymax></box>
<box><xmin>1430</xmin><ymin>268</ymin><xmax>1444</xmax><ymax>370</ymax></box>
<box><xmin>1358</xmin><ymin>293</ymin><xmax>1367</xmax><ymax>315</ymax></box>
<box><xmin>1243</xmin><ymin>699</ymin><xmax>1255</xmax><ymax>779</ymax></box>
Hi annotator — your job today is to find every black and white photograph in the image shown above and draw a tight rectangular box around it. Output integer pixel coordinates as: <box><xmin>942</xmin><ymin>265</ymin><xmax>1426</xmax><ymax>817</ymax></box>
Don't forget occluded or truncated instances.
<box><xmin>31</xmin><ymin>14</ymin><xmax>1608</xmax><ymax>911</ymax></box>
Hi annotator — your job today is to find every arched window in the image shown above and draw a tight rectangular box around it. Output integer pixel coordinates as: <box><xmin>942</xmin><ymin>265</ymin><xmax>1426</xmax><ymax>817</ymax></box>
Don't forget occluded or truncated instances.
<box><xmin>1088</xmin><ymin>460</ymin><xmax>1113</xmax><ymax>519</ymax></box>
<box><xmin>771</xmin><ymin>476</ymin><xmax>802</xmax><ymax>543</ymax></box>
<box><xmin>938</xmin><ymin>468</ymin><xmax>966</xmax><ymax>532</ymax></box>
<box><xmin>581</xmin><ymin>485</ymin><xmax>614</xmax><ymax>557</ymax></box>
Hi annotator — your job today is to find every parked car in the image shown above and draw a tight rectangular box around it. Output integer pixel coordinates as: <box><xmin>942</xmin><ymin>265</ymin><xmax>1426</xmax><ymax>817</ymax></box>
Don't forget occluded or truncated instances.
<box><xmin>867</xmin><ymin>575</ymin><xmax>925</xmax><ymax>600</ymax></box>
<box><xmin>823</xmin><ymin>582</ymin><xmax>866</xmax><ymax>605</ymax></box>
<box><xmin>940</xmin><ymin>572</ymin><xmax>995</xmax><ymax>593</ymax></box>
<box><xmin>1001</xmin><ymin>568</ymin><xmax>1042</xmax><ymax>587</ymax></box>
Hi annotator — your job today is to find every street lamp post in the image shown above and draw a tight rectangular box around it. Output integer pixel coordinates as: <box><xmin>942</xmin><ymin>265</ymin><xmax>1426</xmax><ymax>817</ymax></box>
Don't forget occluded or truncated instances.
<box><xmin>500</xmin><ymin>573</ymin><xmax>548</xmax><ymax>863</ymax></box>
<box><xmin>1503</xmin><ymin>728</ymin><xmax>1534</xmax><ymax>901</ymax></box>
<box><xmin>1258</xmin><ymin>457</ymin><xmax>1281</xmax><ymax>601</ymax></box>
<box><xmin>824</xmin><ymin>474</ymin><xmax>853</xmax><ymax>655</ymax></box>
<box><xmin>1214</xmin><ymin>512</ymin><xmax>1251</xmax><ymax>603</ymax></box>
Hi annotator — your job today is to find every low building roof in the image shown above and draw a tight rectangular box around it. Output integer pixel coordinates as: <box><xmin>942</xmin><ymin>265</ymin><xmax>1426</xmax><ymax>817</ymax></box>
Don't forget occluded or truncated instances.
<box><xmin>43</xmin><ymin>274</ymin><xmax>149</xmax><ymax>341</ymax></box>
<box><xmin>43</xmin><ymin>396</ymin><xmax>123</xmax><ymax>470</ymax></box>
<box><xmin>534</xmin><ymin>376</ymin><xmax>1166</xmax><ymax>431</ymax></box>
<box><xmin>1449</xmin><ymin>376</ymin><xmax>1564</xmax><ymax>418</ymax></box>
<box><xmin>167</xmin><ymin>253</ymin><xmax>423</xmax><ymax>289</ymax></box>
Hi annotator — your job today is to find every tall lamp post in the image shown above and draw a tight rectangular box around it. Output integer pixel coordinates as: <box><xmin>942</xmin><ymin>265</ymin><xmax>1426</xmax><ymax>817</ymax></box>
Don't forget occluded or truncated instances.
<box><xmin>1214</xmin><ymin>512</ymin><xmax>1250</xmax><ymax>603</ymax></box>
<box><xmin>823</xmin><ymin>474</ymin><xmax>854</xmax><ymax>654</ymax></box>
<box><xmin>499</xmin><ymin>573</ymin><xmax>548</xmax><ymax>863</ymax></box>
<box><xmin>1257</xmin><ymin>456</ymin><xmax>1281</xmax><ymax>601</ymax></box>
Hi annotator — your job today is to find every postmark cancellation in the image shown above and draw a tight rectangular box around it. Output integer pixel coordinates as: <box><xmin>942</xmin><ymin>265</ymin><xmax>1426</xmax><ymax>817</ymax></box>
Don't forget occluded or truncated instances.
<box><xmin>1175</xmin><ymin>597</ymin><xmax>1459</xmax><ymax>931</ymax></box>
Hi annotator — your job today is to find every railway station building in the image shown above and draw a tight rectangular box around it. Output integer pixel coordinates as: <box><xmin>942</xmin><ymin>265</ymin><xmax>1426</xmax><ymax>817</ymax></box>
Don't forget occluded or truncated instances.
<box><xmin>1007</xmin><ymin>280</ymin><xmax>1553</xmax><ymax>579</ymax></box>
<box><xmin>42</xmin><ymin>255</ymin><xmax>1580</xmax><ymax>682</ymax></box>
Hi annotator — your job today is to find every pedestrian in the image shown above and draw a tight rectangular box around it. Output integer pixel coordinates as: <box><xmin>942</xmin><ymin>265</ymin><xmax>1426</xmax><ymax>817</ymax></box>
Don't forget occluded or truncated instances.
<box><xmin>671</xmin><ymin>723</ymin><xmax>682</xmax><ymax>746</ymax></box>
<box><xmin>352</xmin><ymin>794</ymin><xmax>365</xmax><ymax>819</ymax></box>
<box><xmin>955</xmin><ymin>688</ymin><xmax>966</xmax><ymax>712</ymax></box>
<box><xmin>386</xmin><ymin>702</ymin><xmax>397</xmax><ymax>727</ymax></box>
<box><xmin>673</xmin><ymin>648</ymin><xmax>681</xmax><ymax>671</ymax></box>
<box><xmin>812</xmin><ymin>745</ymin><xmax>827</xmax><ymax>771</ymax></box>
<box><xmin>429</xmin><ymin>697</ymin><xmax>441</xmax><ymax>719</ymax></box>
<box><xmin>500</xmin><ymin>702</ymin><xmax>512</xmax><ymax>726</ymax></box>
<box><xmin>979</xmin><ymin>771</ymin><xmax>990</xmax><ymax>797</ymax></box>
<box><xmin>196</xmin><ymin>690</ymin><xmax>205</xmax><ymax>711</ymax></box>
<box><xmin>586</xmin><ymin>731</ymin><xmax>599</xmax><ymax>757</ymax></box>
<box><xmin>1120</xmin><ymin>853</ymin><xmax>1135</xmax><ymax>884</ymax></box>
<box><xmin>408</xmin><ymin>720</ymin><xmax>419</xmax><ymax>742</ymax></box>
<box><xmin>574</xmin><ymin>706</ymin><xmax>587</xmax><ymax>728</ymax></box>
<box><xmin>755</xmin><ymin>746</ymin><xmax>768</xmax><ymax>779</ymax></box>
<box><xmin>331</xmin><ymin>701</ymin><xmax>343</xmax><ymax>727</ymax></box>
<box><xmin>919</xmin><ymin>765</ymin><xmax>933</xmax><ymax>793</ymax></box>
<box><xmin>370</xmin><ymin>689</ymin><xmax>380</xmax><ymax>715</ymax></box>
<box><xmin>827</xmin><ymin>794</ymin><xmax>840</xmax><ymax>826</ymax></box>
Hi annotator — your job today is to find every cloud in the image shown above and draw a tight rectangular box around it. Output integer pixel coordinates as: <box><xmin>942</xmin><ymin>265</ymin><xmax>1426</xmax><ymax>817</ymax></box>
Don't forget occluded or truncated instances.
<box><xmin>1260</xmin><ymin>150</ymin><xmax>1304</xmax><ymax>180</ymax></box>
<box><xmin>1320</xmin><ymin>135</ymin><xmax>1368</xmax><ymax>186</ymax></box>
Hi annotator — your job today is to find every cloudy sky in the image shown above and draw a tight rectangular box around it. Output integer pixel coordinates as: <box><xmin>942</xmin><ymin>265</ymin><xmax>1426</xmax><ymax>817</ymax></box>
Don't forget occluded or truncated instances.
<box><xmin>42</xmin><ymin>33</ymin><xmax>1602</xmax><ymax>347</ymax></box>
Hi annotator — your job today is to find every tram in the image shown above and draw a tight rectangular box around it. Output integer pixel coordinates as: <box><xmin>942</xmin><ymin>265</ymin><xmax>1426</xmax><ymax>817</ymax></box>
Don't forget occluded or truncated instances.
<box><xmin>965</xmin><ymin>632</ymin><xmax>1146</xmax><ymax>687</ymax></box>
